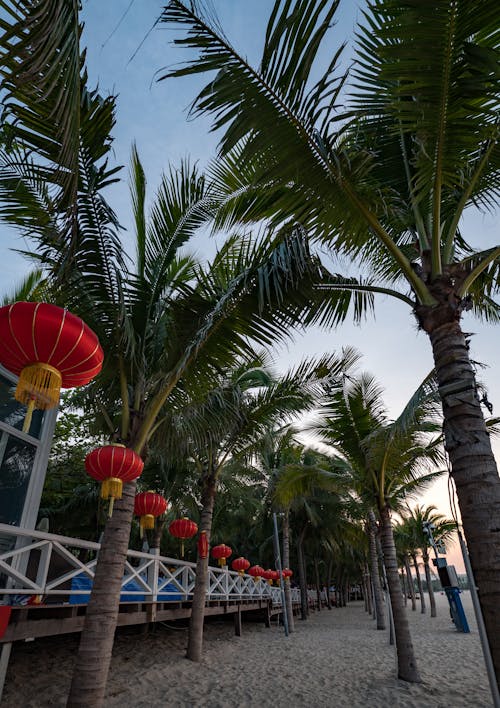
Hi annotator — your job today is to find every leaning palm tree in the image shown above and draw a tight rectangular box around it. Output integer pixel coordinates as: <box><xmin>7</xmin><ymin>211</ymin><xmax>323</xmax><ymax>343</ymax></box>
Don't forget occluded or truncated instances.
<box><xmin>160</xmin><ymin>0</ymin><xmax>500</xmax><ymax>679</ymax></box>
<box><xmin>0</xmin><ymin>6</ymin><xmax>337</xmax><ymax>704</ymax></box>
<box><xmin>310</xmin><ymin>371</ymin><xmax>443</xmax><ymax>682</ymax></box>
<box><xmin>401</xmin><ymin>505</ymin><xmax>456</xmax><ymax>618</ymax></box>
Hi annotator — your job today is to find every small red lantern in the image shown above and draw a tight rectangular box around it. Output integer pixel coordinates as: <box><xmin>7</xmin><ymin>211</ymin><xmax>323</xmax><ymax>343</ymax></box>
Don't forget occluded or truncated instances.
<box><xmin>169</xmin><ymin>517</ymin><xmax>198</xmax><ymax>557</ymax></box>
<box><xmin>282</xmin><ymin>568</ymin><xmax>293</xmax><ymax>581</ymax></box>
<box><xmin>0</xmin><ymin>302</ymin><xmax>103</xmax><ymax>432</ymax></box>
<box><xmin>263</xmin><ymin>569</ymin><xmax>275</xmax><ymax>585</ymax></box>
<box><xmin>248</xmin><ymin>565</ymin><xmax>265</xmax><ymax>582</ymax></box>
<box><xmin>134</xmin><ymin>491</ymin><xmax>168</xmax><ymax>535</ymax></box>
<box><xmin>211</xmin><ymin>544</ymin><xmax>232</xmax><ymax>567</ymax></box>
<box><xmin>85</xmin><ymin>444</ymin><xmax>144</xmax><ymax>515</ymax></box>
<box><xmin>231</xmin><ymin>557</ymin><xmax>250</xmax><ymax>576</ymax></box>
<box><xmin>198</xmin><ymin>531</ymin><xmax>209</xmax><ymax>559</ymax></box>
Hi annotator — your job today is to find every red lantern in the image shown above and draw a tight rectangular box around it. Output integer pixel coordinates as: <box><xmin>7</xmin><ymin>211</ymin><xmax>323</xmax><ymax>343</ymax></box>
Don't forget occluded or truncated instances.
<box><xmin>282</xmin><ymin>568</ymin><xmax>293</xmax><ymax>581</ymax></box>
<box><xmin>211</xmin><ymin>544</ymin><xmax>232</xmax><ymax>567</ymax></box>
<box><xmin>231</xmin><ymin>557</ymin><xmax>250</xmax><ymax>576</ymax></box>
<box><xmin>0</xmin><ymin>302</ymin><xmax>103</xmax><ymax>432</ymax></box>
<box><xmin>271</xmin><ymin>570</ymin><xmax>280</xmax><ymax>585</ymax></box>
<box><xmin>263</xmin><ymin>569</ymin><xmax>275</xmax><ymax>585</ymax></box>
<box><xmin>197</xmin><ymin>531</ymin><xmax>209</xmax><ymax>559</ymax></box>
<box><xmin>85</xmin><ymin>444</ymin><xmax>144</xmax><ymax>515</ymax></box>
<box><xmin>248</xmin><ymin>565</ymin><xmax>265</xmax><ymax>582</ymax></box>
<box><xmin>169</xmin><ymin>518</ymin><xmax>198</xmax><ymax>558</ymax></box>
<box><xmin>134</xmin><ymin>491</ymin><xmax>168</xmax><ymax>535</ymax></box>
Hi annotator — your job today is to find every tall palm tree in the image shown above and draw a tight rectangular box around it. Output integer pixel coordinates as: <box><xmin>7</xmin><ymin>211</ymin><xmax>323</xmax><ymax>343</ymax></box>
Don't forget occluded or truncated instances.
<box><xmin>0</xmin><ymin>6</ymin><xmax>340</xmax><ymax>703</ymax></box>
<box><xmin>160</xmin><ymin>0</ymin><xmax>500</xmax><ymax>679</ymax></box>
<box><xmin>401</xmin><ymin>505</ymin><xmax>456</xmax><ymax>618</ymax></box>
<box><xmin>310</xmin><ymin>371</ymin><xmax>443</xmax><ymax>682</ymax></box>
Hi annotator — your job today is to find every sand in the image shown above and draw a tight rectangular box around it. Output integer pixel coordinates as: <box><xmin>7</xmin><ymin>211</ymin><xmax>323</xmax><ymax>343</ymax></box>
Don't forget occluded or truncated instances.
<box><xmin>2</xmin><ymin>592</ymin><xmax>493</xmax><ymax>707</ymax></box>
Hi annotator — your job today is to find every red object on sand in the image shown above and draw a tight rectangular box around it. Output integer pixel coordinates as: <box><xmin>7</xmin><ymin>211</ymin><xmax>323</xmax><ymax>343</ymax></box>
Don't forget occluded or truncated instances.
<box><xmin>0</xmin><ymin>606</ymin><xmax>12</xmax><ymax>639</ymax></box>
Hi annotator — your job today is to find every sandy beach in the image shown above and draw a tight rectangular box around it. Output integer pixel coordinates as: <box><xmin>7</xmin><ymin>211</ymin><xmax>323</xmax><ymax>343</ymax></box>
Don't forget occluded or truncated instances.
<box><xmin>3</xmin><ymin>592</ymin><xmax>492</xmax><ymax>707</ymax></box>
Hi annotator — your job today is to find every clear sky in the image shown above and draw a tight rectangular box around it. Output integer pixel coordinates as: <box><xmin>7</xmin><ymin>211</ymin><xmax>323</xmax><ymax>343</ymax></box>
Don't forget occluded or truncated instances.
<box><xmin>2</xmin><ymin>0</ymin><xmax>498</xmax><ymax>571</ymax></box>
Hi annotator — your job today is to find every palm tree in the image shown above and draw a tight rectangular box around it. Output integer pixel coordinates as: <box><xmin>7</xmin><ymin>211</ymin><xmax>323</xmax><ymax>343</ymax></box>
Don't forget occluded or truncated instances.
<box><xmin>310</xmin><ymin>371</ymin><xmax>443</xmax><ymax>682</ymax></box>
<box><xmin>160</xmin><ymin>0</ymin><xmax>500</xmax><ymax>679</ymax></box>
<box><xmin>401</xmin><ymin>505</ymin><xmax>456</xmax><ymax>618</ymax></box>
<box><xmin>158</xmin><ymin>353</ymin><xmax>341</xmax><ymax>661</ymax></box>
<box><xmin>0</xmin><ymin>6</ymin><xmax>339</xmax><ymax>703</ymax></box>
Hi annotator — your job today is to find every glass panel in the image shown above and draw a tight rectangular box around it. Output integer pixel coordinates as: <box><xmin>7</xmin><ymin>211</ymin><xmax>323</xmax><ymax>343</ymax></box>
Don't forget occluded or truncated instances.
<box><xmin>0</xmin><ymin>431</ymin><xmax>37</xmax><ymax>527</ymax></box>
<box><xmin>0</xmin><ymin>372</ymin><xmax>44</xmax><ymax>438</ymax></box>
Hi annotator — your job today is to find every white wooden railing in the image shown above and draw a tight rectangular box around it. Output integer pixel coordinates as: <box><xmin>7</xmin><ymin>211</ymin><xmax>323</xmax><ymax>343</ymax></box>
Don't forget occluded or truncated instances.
<box><xmin>0</xmin><ymin>524</ymin><xmax>299</xmax><ymax>606</ymax></box>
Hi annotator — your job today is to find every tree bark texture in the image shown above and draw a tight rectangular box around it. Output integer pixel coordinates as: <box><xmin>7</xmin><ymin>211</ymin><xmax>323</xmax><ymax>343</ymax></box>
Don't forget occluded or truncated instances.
<box><xmin>67</xmin><ymin>480</ymin><xmax>137</xmax><ymax>707</ymax></box>
<box><xmin>420</xmin><ymin>316</ymin><xmax>500</xmax><ymax>685</ymax></box>
<box><xmin>404</xmin><ymin>556</ymin><xmax>417</xmax><ymax>611</ymax></box>
<box><xmin>368</xmin><ymin>511</ymin><xmax>386</xmax><ymax>630</ymax></box>
<box><xmin>282</xmin><ymin>510</ymin><xmax>295</xmax><ymax>632</ymax></box>
<box><xmin>297</xmin><ymin>526</ymin><xmax>308</xmax><ymax>620</ymax></box>
<box><xmin>411</xmin><ymin>553</ymin><xmax>426</xmax><ymax>614</ymax></box>
<box><xmin>186</xmin><ymin>475</ymin><xmax>216</xmax><ymax>662</ymax></box>
<box><xmin>423</xmin><ymin>554</ymin><xmax>437</xmax><ymax>618</ymax></box>
<box><xmin>379</xmin><ymin>506</ymin><xmax>421</xmax><ymax>683</ymax></box>
<box><xmin>314</xmin><ymin>558</ymin><xmax>321</xmax><ymax>611</ymax></box>
<box><xmin>400</xmin><ymin>570</ymin><xmax>408</xmax><ymax>607</ymax></box>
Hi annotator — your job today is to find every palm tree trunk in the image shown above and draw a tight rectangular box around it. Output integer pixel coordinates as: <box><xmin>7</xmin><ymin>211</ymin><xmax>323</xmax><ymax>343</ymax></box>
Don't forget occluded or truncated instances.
<box><xmin>421</xmin><ymin>315</ymin><xmax>500</xmax><ymax>683</ymax></box>
<box><xmin>297</xmin><ymin>525</ymin><xmax>308</xmax><ymax>620</ymax></box>
<box><xmin>368</xmin><ymin>510</ymin><xmax>386</xmax><ymax>630</ymax></box>
<box><xmin>400</xmin><ymin>569</ymin><xmax>408</xmax><ymax>607</ymax></box>
<box><xmin>412</xmin><ymin>553</ymin><xmax>426</xmax><ymax>614</ymax></box>
<box><xmin>150</xmin><ymin>517</ymin><xmax>166</xmax><ymax>552</ymax></box>
<box><xmin>314</xmin><ymin>557</ymin><xmax>321</xmax><ymax>611</ymax></box>
<box><xmin>326</xmin><ymin>558</ymin><xmax>333</xmax><ymax>609</ymax></box>
<box><xmin>423</xmin><ymin>554</ymin><xmax>437</xmax><ymax>618</ymax></box>
<box><xmin>186</xmin><ymin>473</ymin><xmax>216</xmax><ymax>662</ymax></box>
<box><xmin>67</xmin><ymin>480</ymin><xmax>137</xmax><ymax>707</ymax></box>
<box><xmin>379</xmin><ymin>506</ymin><xmax>421</xmax><ymax>683</ymax></box>
<box><xmin>282</xmin><ymin>509</ymin><xmax>295</xmax><ymax>632</ymax></box>
<box><xmin>404</xmin><ymin>556</ymin><xmax>416</xmax><ymax>611</ymax></box>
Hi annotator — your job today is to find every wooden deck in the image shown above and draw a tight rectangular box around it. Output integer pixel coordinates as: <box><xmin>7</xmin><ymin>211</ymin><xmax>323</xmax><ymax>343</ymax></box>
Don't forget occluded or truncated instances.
<box><xmin>1</xmin><ymin>597</ymin><xmax>296</xmax><ymax>643</ymax></box>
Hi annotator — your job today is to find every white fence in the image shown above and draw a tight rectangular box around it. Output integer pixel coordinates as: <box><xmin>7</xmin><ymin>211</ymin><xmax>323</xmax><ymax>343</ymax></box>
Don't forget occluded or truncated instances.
<box><xmin>0</xmin><ymin>523</ymin><xmax>299</xmax><ymax>606</ymax></box>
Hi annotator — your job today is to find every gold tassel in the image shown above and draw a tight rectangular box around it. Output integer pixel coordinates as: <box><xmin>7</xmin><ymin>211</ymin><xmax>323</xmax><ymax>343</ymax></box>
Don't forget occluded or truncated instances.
<box><xmin>218</xmin><ymin>558</ymin><xmax>226</xmax><ymax>567</ymax></box>
<box><xmin>16</xmin><ymin>363</ymin><xmax>62</xmax><ymax>410</ymax></box>
<box><xmin>101</xmin><ymin>477</ymin><xmax>123</xmax><ymax>500</ymax></box>
<box><xmin>140</xmin><ymin>514</ymin><xmax>155</xmax><ymax>531</ymax></box>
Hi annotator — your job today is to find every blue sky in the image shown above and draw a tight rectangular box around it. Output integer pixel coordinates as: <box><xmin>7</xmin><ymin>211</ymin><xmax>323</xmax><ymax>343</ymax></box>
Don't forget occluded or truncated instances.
<box><xmin>1</xmin><ymin>1</ymin><xmax>498</xmax><ymax>564</ymax></box>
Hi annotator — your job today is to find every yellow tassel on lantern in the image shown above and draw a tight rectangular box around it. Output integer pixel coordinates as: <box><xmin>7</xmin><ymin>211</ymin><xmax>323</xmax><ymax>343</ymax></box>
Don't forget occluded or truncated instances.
<box><xmin>101</xmin><ymin>477</ymin><xmax>123</xmax><ymax>500</ymax></box>
<box><xmin>15</xmin><ymin>363</ymin><xmax>62</xmax><ymax>432</ymax></box>
<box><xmin>140</xmin><ymin>514</ymin><xmax>155</xmax><ymax>531</ymax></box>
<box><xmin>218</xmin><ymin>558</ymin><xmax>226</xmax><ymax>567</ymax></box>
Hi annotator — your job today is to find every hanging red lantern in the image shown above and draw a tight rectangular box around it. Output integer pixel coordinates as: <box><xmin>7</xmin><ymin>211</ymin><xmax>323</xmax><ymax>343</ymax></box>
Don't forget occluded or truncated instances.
<box><xmin>85</xmin><ymin>444</ymin><xmax>144</xmax><ymax>515</ymax></box>
<box><xmin>282</xmin><ymin>568</ymin><xmax>293</xmax><ymax>581</ymax></box>
<box><xmin>231</xmin><ymin>557</ymin><xmax>250</xmax><ymax>576</ymax></box>
<box><xmin>271</xmin><ymin>570</ymin><xmax>280</xmax><ymax>585</ymax></box>
<box><xmin>248</xmin><ymin>565</ymin><xmax>265</xmax><ymax>582</ymax></box>
<box><xmin>169</xmin><ymin>517</ymin><xmax>198</xmax><ymax>558</ymax></box>
<box><xmin>134</xmin><ymin>491</ymin><xmax>168</xmax><ymax>535</ymax></box>
<box><xmin>263</xmin><ymin>569</ymin><xmax>275</xmax><ymax>585</ymax></box>
<box><xmin>197</xmin><ymin>531</ymin><xmax>209</xmax><ymax>559</ymax></box>
<box><xmin>0</xmin><ymin>302</ymin><xmax>103</xmax><ymax>432</ymax></box>
<box><xmin>211</xmin><ymin>544</ymin><xmax>232</xmax><ymax>567</ymax></box>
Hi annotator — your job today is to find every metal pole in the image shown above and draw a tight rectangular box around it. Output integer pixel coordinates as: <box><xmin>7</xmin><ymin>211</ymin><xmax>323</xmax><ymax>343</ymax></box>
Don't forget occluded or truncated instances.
<box><xmin>272</xmin><ymin>513</ymin><xmax>289</xmax><ymax>637</ymax></box>
<box><xmin>457</xmin><ymin>530</ymin><xmax>500</xmax><ymax>708</ymax></box>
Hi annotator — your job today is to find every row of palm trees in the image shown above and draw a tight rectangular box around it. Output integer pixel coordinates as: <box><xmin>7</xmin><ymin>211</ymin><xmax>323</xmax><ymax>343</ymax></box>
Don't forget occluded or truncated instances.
<box><xmin>0</xmin><ymin>0</ymin><xmax>498</xmax><ymax>705</ymax></box>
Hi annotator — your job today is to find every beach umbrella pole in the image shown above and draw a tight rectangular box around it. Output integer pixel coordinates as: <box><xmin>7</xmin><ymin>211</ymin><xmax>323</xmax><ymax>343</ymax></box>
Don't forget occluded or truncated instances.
<box><xmin>272</xmin><ymin>512</ymin><xmax>289</xmax><ymax>637</ymax></box>
<box><xmin>458</xmin><ymin>529</ymin><xmax>500</xmax><ymax>708</ymax></box>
